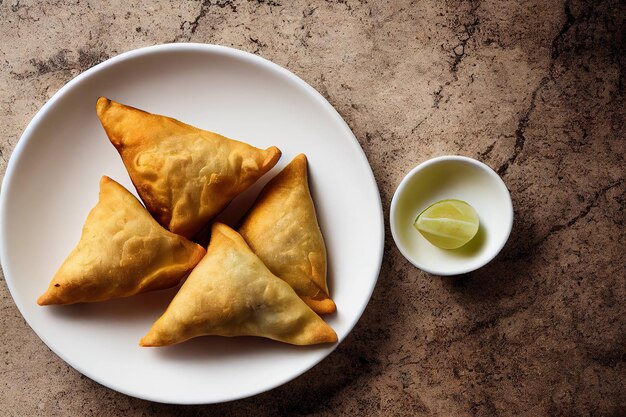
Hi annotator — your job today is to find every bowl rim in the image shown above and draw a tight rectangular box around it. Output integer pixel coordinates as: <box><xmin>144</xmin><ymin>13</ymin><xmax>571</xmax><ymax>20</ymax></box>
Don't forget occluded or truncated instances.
<box><xmin>389</xmin><ymin>155</ymin><xmax>514</xmax><ymax>276</ymax></box>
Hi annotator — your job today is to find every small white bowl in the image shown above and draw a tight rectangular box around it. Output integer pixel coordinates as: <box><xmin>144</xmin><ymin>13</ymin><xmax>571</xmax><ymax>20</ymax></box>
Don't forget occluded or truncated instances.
<box><xmin>390</xmin><ymin>155</ymin><xmax>513</xmax><ymax>275</ymax></box>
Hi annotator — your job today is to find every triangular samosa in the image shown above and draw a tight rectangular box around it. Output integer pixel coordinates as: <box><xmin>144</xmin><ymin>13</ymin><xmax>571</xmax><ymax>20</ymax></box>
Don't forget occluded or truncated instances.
<box><xmin>140</xmin><ymin>223</ymin><xmax>337</xmax><ymax>346</ymax></box>
<box><xmin>96</xmin><ymin>97</ymin><xmax>281</xmax><ymax>238</ymax></box>
<box><xmin>238</xmin><ymin>154</ymin><xmax>336</xmax><ymax>314</ymax></box>
<box><xmin>37</xmin><ymin>176</ymin><xmax>206</xmax><ymax>305</ymax></box>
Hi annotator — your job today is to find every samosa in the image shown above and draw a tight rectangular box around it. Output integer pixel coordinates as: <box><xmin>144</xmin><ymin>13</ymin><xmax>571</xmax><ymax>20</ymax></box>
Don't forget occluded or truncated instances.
<box><xmin>38</xmin><ymin>176</ymin><xmax>205</xmax><ymax>305</ymax></box>
<box><xmin>140</xmin><ymin>223</ymin><xmax>337</xmax><ymax>346</ymax></box>
<box><xmin>239</xmin><ymin>154</ymin><xmax>335</xmax><ymax>314</ymax></box>
<box><xmin>96</xmin><ymin>97</ymin><xmax>281</xmax><ymax>238</ymax></box>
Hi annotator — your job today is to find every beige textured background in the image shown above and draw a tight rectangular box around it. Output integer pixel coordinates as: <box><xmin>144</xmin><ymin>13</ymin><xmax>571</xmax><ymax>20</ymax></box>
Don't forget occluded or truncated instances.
<box><xmin>1</xmin><ymin>0</ymin><xmax>625</xmax><ymax>416</ymax></box>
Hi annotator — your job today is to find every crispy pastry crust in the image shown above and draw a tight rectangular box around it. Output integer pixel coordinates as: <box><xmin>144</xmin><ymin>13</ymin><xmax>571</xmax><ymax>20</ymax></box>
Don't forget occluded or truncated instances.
<box><xmin>140</xmin><ymin>223</ymin><xmax>337</xmax><ymax>346</ymax></box>
<box><xmin>239</xmin><ymin>154</ymin><xmax>336</xmax><ymax>314</ymax></box>
<box><xmin>96</xmin><ymin>97</ymin><xmax>281</xmax><ymax>238</ymax></box>
<box><xmin>37</xmin><ymin>176</ymin><xmax>206</xmax><ymax>305</ymax></box>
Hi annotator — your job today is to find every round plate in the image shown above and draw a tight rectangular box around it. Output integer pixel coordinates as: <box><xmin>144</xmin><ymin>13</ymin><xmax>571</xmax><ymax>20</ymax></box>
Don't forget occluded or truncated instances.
<box><xmin>0</xmin><ymin>44</ymin><xmax>384</xmax><ymax>404</ymax></box>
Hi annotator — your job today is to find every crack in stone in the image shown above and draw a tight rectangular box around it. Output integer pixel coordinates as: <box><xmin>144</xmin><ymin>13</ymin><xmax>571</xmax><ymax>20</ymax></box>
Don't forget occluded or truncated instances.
<box><xmin>174</xmin><ymin>0</ymin><xmax>237</xmax><ymax>42</ymax></box>
<box><xmin>248</xmin><ymin>36</ymin><xmax>267</xmax><ymax>54</ymax></box>
<box><xmin>505</xmin><ymin>180</ymin><xmax>625</xmax><ymax>261</ymax></box>
<box><xmin>253</xmin><ymin>0</ymin><xmax>282</xmax><ymax>6</ymax></box>
<box><xmin>477</xmin><ymin>141</ymin><xmax>496</xmax><ymax>159</ymax></box>
<box><xmin>466</xmin><ymin>316</ymin><xmax>499</xmax><ymax>336</ymax></box>
<box><xmin>545</xmin><ymin>180</ymin><xmax>624</xmax><ymax>235</ymax></box>
<box><xmin>551</xmin><ymin>0</ymin><xmax>575</xmax><ymax>60</ymax></box>
<box><xmin>188</xmin><ymin>0</ymin><xmax>212</xmax><ymax>36</ymax></box>
<box><xmin>10</xmin><ymin>48</ymin><xmax>109</xmax><ymax>80</ymax></box>
<box><xmin>450</xmin><ymin>16</ymin><xmax>479</xmax><ymax>75</ymax></box>
<box><xmin>430</xmin><ymin>1</ymin><xmax>479</xmax><ymax>108</ymax></box>
<box><xmin>9</xmin><ymin>0</ymin><xmax>40</xmax><ymax>22</ymax></box>
<box><xmin>410</xmin><ymin>117</ymin><xmax>428</xmax><ymax>134</ymax></box>
<box><xmin>303</xmin><ymin>5</ymin><xmax>318</xmax><ymax>17</ymax></box>
<box><xmin>497</xmin><ymin>0</ymin><xmax>577</xmax><ymax>176</ymax></box>
<box><xmin>432</xmin><ymin>83</ymin><xmax>446</xmax><ymax>109</ymax></box>
<box><xmin>496</xmin><ymin>76</ymin><xmax>548</xmax><ymax>176</ymax></box>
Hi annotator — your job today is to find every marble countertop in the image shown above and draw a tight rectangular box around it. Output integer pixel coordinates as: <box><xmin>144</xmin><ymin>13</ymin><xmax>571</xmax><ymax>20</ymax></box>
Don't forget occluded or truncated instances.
<box><xmin>1</xmin><ymin>1</ymin><xmax>624</xmax><ymax>415</ymax></box>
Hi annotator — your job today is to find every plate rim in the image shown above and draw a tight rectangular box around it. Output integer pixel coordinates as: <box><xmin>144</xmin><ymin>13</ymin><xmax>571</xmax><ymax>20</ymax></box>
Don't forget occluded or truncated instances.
<box><xmin>0</xmin><ymin>43</ymin><xmax>385</xmax><ymax>404</ymax></box>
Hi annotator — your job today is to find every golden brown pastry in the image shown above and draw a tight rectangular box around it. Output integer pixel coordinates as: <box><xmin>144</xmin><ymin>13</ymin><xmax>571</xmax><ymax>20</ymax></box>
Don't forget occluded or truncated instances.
<box><xmin>238</xmin><ymin>154</ymin><xmax>336</xmax><ymax>314</ymax></box>
<box><xmin>37</xmin><ymin>176</ymin><xmax>206</xmax><ymax>305</ymax></box>
<box><xmin>96</xmin><ymin>97</ymin><xmax>281</xmax><ymax>238</ymax></box>
<box><xmin>140</xmin><ymin>223</ymin><xmax>337</xmax><ymax>346</ymax></box>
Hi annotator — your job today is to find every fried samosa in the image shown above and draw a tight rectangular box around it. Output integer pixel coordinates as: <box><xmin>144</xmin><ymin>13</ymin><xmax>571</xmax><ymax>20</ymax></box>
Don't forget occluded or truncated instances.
<box><xmin>238</xmin><ymin>154</ymin><xmax>336</xmax><ymax>314</ymax></box>
<box><xmin>37</xmin><ymin>176</ymin><xmax>206</xmax><ymax>305</ymax></box>
<box><xmin>96</xmin><ymin>97</ymin><xmax>281</xmax><ymax>238</ymax></box>
<box><xmin>140</xmin><ymin>223</ymin><xmax>337</xmax><ymax>347</ymax></box>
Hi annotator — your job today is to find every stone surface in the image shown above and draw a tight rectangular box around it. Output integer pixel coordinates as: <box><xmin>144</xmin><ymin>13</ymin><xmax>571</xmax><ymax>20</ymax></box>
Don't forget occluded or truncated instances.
<box><xmin>1</xmin><ymin>0</ymin><xmax>625</xmax><ymax>415</ymax></box>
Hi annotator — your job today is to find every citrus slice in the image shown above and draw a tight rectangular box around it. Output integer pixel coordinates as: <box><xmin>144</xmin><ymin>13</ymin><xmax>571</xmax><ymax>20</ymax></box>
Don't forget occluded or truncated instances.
<box><xmin>414</xmin><ymin>199</ymin><xmax>479</xmax><ymax>249</ymax></box>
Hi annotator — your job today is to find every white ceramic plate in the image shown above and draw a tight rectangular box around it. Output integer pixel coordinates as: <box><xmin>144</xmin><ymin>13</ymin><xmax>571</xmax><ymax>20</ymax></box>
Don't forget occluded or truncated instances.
<box><xmin>0</xmin><ymin>44</ymin><xmax>384</xmax><ymax>404</ymax></box>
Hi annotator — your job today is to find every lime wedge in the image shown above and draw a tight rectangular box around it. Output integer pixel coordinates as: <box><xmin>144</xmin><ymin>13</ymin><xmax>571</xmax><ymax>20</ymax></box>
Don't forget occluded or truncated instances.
<box><xmin>414</xmin><ymin>199</ymin><xmax>479</xmax><ymax>249</ymax></box>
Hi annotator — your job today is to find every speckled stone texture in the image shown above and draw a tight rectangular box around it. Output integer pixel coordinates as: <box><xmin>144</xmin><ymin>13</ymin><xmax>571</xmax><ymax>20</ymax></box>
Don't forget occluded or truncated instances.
<box><xmin>1</xmin><ymin>0</ymin><xmax>624</xmax><ymax>415</ymax></box>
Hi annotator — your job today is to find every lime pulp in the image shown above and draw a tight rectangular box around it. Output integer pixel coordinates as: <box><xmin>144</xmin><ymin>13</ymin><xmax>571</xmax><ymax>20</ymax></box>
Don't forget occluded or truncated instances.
<box><xmin>413</xmin><ymin>199</ymin><xmax>480</xmax><ymax>250</ymax></box>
